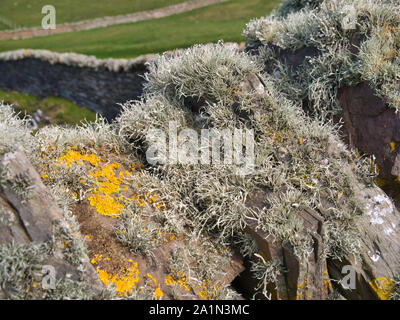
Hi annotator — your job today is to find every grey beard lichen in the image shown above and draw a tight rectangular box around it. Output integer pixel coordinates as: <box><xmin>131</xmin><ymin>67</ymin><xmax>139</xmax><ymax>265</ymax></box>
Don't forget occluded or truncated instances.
<box><xmin>243</xmin><ymin>0</ymin><xmax>400</xmax><ymax>117</ymax></box>
<box><xmin>1</xmin><ymin>1</ymin><xmax>395</xmax><ymax>299</ymax></box>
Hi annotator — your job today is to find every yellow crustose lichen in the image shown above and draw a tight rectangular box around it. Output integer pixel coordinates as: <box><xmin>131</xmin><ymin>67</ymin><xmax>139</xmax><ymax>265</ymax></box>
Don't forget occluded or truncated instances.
<box><xmin>88</xmin><ymin>162</ymin><xmax>128</xmax><ymax>217</ymax></box>
<box><xmin>369</xmin><ymin>277</ymin><xmax>395</xmax><ymax>300</ymax></box>
<box><xmin>146</xmin><ymin>273</ymin><xmax>164</xmax><ymax>300</ymax></box>
<box><xmin>91</xmin><ymin>254</ymin><xmax>140</xmax><ymax>297</ymax></box>
<box><xmin>91</xmin><ymin>255</ymin><xmax>164</xmax><ymax>299</ymax></box>
<box><xmin>164</xmin><ymin>271</ymin><xmax>191</xmax><ymax>292</ymax></box>
<box><xmin>57</xmin><ymin>150</ymin><xmax>101</xmax><ymax>168</ymax></box>
<box><xmin>46</xmin><ymin>148</ymin><xmax>164</xmax><ymax>217</ymax></box>
<box><xmin>97</xmin><ymin>264</ymin><xmax>140</xmax><ymax>297</ymax></box>
<box><xmin>198</xmin><ymin>279</ymin><xmax>221</xmax><ymax>300</ymax></box>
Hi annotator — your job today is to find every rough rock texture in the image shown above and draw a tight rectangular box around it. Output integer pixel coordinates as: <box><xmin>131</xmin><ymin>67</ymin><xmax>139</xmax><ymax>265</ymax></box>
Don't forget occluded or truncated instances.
<box><xmin>329</xmin><ymin>182</ymin><xmax>400</xmax><ymax>300</ymax></box>
<box><xmin>247</xmin><ymin>43</ymin><xmax>320</xmax><ymax>73</ymax></box>
<box><xmin>0</xmin><ymin>148</ymin><xmax>104</xmax><ymax>298</ymax></box>
<box><xmin>243</xmin><ymin>208</ymin><xmax>330</xmax><ymax>300</ymax></box>
<box><xmin>336</xmin><ymin>81</ymin><xmax>400</xmax><ymax>180</ymax></box>
<box><xmin>241</xmin><ymin>171</ymin><xmax>400</xmax><ymax>300</ymax></box>
<box><xmin>233</xmin><ymin>74</ymin><xmax>400</xmax><ymax>300</ymax></box>
<box><xmin>248</xmin><ymin>38</ymin><xmax>400</xmax><ymax>182</ymax></box>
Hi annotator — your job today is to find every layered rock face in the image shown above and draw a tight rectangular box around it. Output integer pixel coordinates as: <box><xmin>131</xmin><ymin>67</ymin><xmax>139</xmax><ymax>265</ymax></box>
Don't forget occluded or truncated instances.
<box><xmin>238</xmin><ymin>75</ymin><xmax>400</xmax><ymax>300</ymax></box>
<box><xmin>0</xmin><ymin>148</ymin><xmax>104</xmax><ymax>299</ymax></box>
<box><xmin>115</xmin><ymin>43</ymin><xmax>400</xmax><ymax>300</ymax></box>
<box><xmin>239</xmin><ymin>0</ymin><xmax>400</xmax><ymax>299</ymax></box>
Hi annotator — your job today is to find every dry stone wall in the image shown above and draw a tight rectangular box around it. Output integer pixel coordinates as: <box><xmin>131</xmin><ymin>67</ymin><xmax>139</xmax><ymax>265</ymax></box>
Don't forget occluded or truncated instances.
<box><xmin>0</xmin><ymin>49</ymin><xmax>153</xmax><ymax>120</ymax></box>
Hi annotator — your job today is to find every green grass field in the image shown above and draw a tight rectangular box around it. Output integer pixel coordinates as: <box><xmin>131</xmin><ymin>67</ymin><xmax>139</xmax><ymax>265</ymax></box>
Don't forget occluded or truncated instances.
<box><xmin>0</xmin><ymin>0</ymin><xmax>280</xmax><ymax>59</ymax></box>
<box><xmin>0</xmin><ymin>90</ymin><xmax>96</xmax><ymax>126</ymax></box>
<box><xmin>0</xmin><ymin>0</ymin><xmax>186</xmax><ymax>30</ymax></box>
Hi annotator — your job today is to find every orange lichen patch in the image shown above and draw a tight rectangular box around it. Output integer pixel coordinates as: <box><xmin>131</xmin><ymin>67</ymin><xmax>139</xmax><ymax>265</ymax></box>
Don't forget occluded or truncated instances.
<box><xmin>91</xmin><ymin>254</ymin><xmax>140</xmax><ymax>297</ymax></box>
<box><xmin>146</xmin><ymin>273</ymin><xmax>157</xmax><ymax>286</ymax></box>
<box><xmin>164</xmin><ymin>271</ymin><xmax>191</xmax><ymax>292</ymax></box>
<box><xmin>93</xmin><ymin>255</ymin><xmax>165</xmax><ymax>299</ymax></box>
<box><xmin>162</xmin><ymin>232</ymin><xmax>175</xmax><ymax>243</ymax></box>
<box><xmin>296</xmin><ymin>278</ymin><xmax>312</xmax><ymax>300</ymax></box>
<box><xmin>198</xmin><ymin>279</ymin><xmax>220</xmax><ymax>300</ymax></box>
<box><xmin>61</xmin><ymin>240</ymin><xmax>69</xmax><ymax>249</ymax></box>
<box><xmin>130</xmin><ymin>193</ymin><xmax>165</xmax><ymax>210</ymax></box>
<box><xmin>90</xmin><ymin>253</ymin><xmax>103</xmax><ymax>265</ymax></box>
<box><xmin>97</xmin><ymin>263</ymin><xmax>140</xmax><ymax>297</ymax></box>
<box><xmin>86</xmin><ymin>159</ymin><xmax>164</xmax><ymax>216</ymax></box>
<box><xmin>390</xmin><ymin>141</ymin><xmax>396</xmax><ymax>153</ymax></box>
<box><xmin>154</xmin><ymin>287</ymin><xmax>164</xmax><ymax>300</ymax></box>
<box><xmin>266</xmin><ymin>131</ymin><xmax>284</xmax><ymax>145</ymax></box>
<box><xmin>369</xmin><ymin>277</ymin><xmax>395</xmax><ymax>300</ymax></box>
<box><xmin>57</xmin><ymin>150</ymin><xmax>101</xmax><ymax>168</ymax></box>
<box><xmin>131</xmin><ymin>192</ymin><xmax>165</xmax><ymax>211</ymax></box>
<box><xmin>322</xmin><ymin>269</ymin><xmax>333</xmax><ymax>292</ymax></box>
<box><xmin>89</xmin><ymin>163</ymin><xmax>123</xmax><ymax>193</ymax></box>
<box><xmin>75</xmin><ymin>201</ymin><xmax>178</xmax><ymax>299</ymax></box>
<box><xmin>145</xmin><ymin>274</ymin><xmax>164</xmax><ymax>300</ymax></box>
<box><xmin>44</xmin><ymin>149</ymin><xmax>141</xmax><ymax>217</ymax></box>
<box><xmin>88</xmin><ymin>193</ymin><xmax>124</xmax><ymax>217</ymax></box>
<box><xmin>87</xmin><ymin>162</ymin><xmax>130</xmax><ymax>217</ymax></box>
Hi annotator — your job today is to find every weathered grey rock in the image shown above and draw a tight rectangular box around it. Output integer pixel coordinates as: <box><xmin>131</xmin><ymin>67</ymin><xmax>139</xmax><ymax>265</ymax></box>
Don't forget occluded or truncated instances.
<box><xmin>0</xmin><ymin>147</ymin><xmax>104</xmax><ymax>298</ymax></box>
<box><xmin>244</xmin><ymin>204</ymin><xmax>331</xmax><ymax>300</ymax></box>
<box><xmin>234</xmin><ymin>74</ymin><xmax>400</xmax><ymax>300</ymax></box>
<box><xmin>0</xmin><ymin>195</ymin><xmax>30</xmax><ymax>245</ymax></box>
<box><xmin>0</xmin><ymin>148</ymin><xmax>64</xmax><ymax>242</ymax></box>
<box><xmin>328</xmin><ymin>179</ymin><xmax>400</xmax><ymax>300</ymax></box>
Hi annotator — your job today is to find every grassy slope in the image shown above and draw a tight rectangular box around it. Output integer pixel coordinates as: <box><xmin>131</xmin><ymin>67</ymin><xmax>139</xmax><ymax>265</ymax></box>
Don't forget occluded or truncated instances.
<box><xmin>0</xmin><ymin>89</ymin><xmax>96</xmax><ymax>126</ymax></box>
<box><xmin>0</xmin><ymin>0</ymin><xmax>186</xmax><ymax>30</ymax></box>
<box><xmin>0</xmin><ymin>0</ymin><xmax>280</xmax><ymax>59</ymax></box>
<box><xmin>0</xmin><ymin>21</ymin><xmax>10</xmax><ymax>30</ymax></box>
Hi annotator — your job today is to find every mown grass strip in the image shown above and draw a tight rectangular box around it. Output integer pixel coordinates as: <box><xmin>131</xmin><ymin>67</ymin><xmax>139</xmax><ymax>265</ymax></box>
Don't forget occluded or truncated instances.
<box><xmin>0</xmin><ymin>0</ymin><xmax>280</xmax><ymax>58</ymax></box>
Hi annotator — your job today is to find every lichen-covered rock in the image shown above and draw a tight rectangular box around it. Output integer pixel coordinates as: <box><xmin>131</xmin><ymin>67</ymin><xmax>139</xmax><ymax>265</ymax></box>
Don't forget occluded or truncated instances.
<box><xmin>239</xmin><ymin>76</ymin><xmax>400</xmax><ymax>299</ymax></box>
<box><xmin>1</xmin><ymin>0</ymin><xmax>399</xmax><ymax>300</ymax></box>
<box><xmin>0</xmin><ymin>147</ymin><xmax>65</xmax><ymax>242</ymax></box>
<box><xmin>328</xmin><ymin>181</ymin><xmax>400</xmax><ymax>300</ymax></box>
<box><xmin>0</xmin><ymin>147</ymin><xmax>104</xmax><ymax>299</ymax></box>
<box><xmin>117</xmin><ymin>43</ymin><xmax>400</xmax><ymax>300</ymax></box>
<box><xmin>243</xmin><ymin>0</ymin><xmax>400</xmax><ymax>183</ymax></box>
